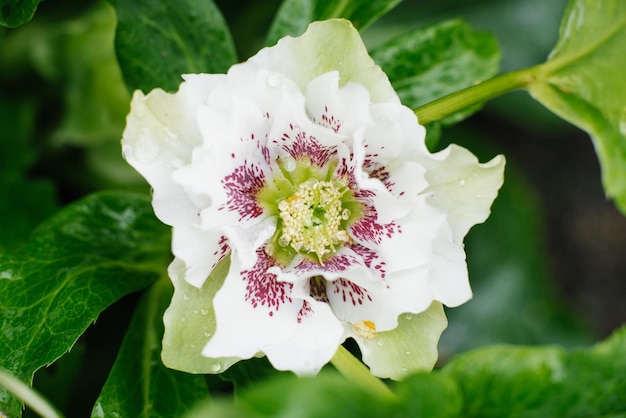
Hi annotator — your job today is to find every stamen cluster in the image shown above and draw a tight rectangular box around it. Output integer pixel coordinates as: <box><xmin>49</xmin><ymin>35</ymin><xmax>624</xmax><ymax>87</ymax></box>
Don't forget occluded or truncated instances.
<box><xmin>277</xmin><ymin>179</ymin><xmax>350</xmax><ymax>261</ymax></box>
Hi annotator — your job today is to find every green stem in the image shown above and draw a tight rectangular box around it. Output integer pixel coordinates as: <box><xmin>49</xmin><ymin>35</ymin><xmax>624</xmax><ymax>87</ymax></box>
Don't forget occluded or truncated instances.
<box><xmin>330</xmin><ymin>345</ymin><xmax>396</xmax><ymax>400</ymax></box>
<box><xmin>0</xmin><ymin>368</ymin><xmax>63</xmax><ymax>418</ymax></box>
<box><xmin>414</xmin><ymin>65</ymin><xmax>543</xmax><ymax>125</ymax></box>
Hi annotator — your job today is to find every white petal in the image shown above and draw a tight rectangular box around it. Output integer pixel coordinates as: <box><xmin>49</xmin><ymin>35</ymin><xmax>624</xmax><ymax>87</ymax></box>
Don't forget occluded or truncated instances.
<box><xmin>304</xmin><ymin>71</ymin><xmax>372</xmax><ymax>135</ymax></box>
<box><xmin>264</xmin><ymin>298</ymin><xmax>345</xmax><ymax>376</ymax></box>
<box><xmin>328</xmin><ymin>265</ymin><xmax>432</xmax><ymax>332</ymax></box>
<box><xmin>250</xmin><ymin>19</ymin><xmax>399</xmax><ymax>104</ymax></box>
<box><xmin>271</xmin><ymin>246</ymin><xmax>386</xmax><ymax>293</ymax></box>
<box><xmin>427</xmin><ymin>229</ymin><xmax>472</xmax><ymax>308</ymax></box>
<box><xmin>122</xmin><ymin>74</ymin><xmax>223</xmax><ymax>227</ymax></box>
<box><xmin>354</xmin><ymin>302</ymin><xmax>448</xmax><ymax>380</ymax></box>
<box><xmin>202</xmin><ymin>250</ymin><xmax>301</xmax><ymax>360</ymax></box>
<box><xmin>172</xmin><ymin>225</ymin><xmax>230</xmax><ymax>288</ymax></box>
<box><xmin>420</xmin><ymin>144</ymin><xmax>505</xmax><ymax>242</ymax></box>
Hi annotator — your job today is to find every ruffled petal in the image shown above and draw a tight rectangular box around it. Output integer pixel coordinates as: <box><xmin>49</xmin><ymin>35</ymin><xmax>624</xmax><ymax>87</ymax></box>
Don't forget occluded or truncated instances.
<box><xmin>420</xmin><ymin>144</ymin><xmax>505</xmax><ymax>243</ymax></box>
<box><xmin>162</xmin><ymin>257</ymin><xmax>239</xmax><ymax>374</ymax></box>
<box><xmin>271</xmin><ymin>246</ymin><xmax>386</xmax><ymax>293</ymax></box>
<box><xmin>202</xmin><ymin>250</ymin><xmax>301</xmax><ymax>360</ymax></box>
<box><xmin>249</xmin><ymin>19</ymin><xmax>399</xmax><ymax>105</ymax></box>
<box><xmin>304</xmin><ymin>71</ymin><xmax>372</xmax><ymax>136</ymax></box>
<box><xmin>354</xmin><ymin>302</ymin><xmax>448</xmax><ymax>380</ymax></box>
<box><xmin>264</xmin><ymin>297</ymin><xmax>345</xmax><ymax>375</ymax></box>
<box><xmin>172</xmin><ymin>226</ymin><xmax>230</xmax><ymax>288</ymax></box>
<box><xmin>122</xmin><ymin>74</ymin><xmax>223</xmax><ymax>227</ymax></box>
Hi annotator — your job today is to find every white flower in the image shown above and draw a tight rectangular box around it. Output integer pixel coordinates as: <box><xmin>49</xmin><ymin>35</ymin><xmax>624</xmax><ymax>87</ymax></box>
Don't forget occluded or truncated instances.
<box><xmin>122</xmin><ymin>19</ymin><xmax>505</xmax><ymax>379</ymax></box>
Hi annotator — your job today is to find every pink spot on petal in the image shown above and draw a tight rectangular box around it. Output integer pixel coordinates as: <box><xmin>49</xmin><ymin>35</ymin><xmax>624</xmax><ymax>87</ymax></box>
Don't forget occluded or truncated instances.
<box><xmin>243</xmin><ymin>249</ymin><xmax>293</xmax><ymax>316</ymax></box>
<box><xmin>350</xmin><ymin>203</ymin><xmax>399</xmax><ymax>245</ymax></box>
<box><xmin>351</xmin><ymin>243</ymin><xmax>387</xmax><ymax>280</ymax></box>
<box><xmin>273</xmin><ymin>124</ymin><xmax>336</xmax><ymax>167</ymax></box>
<box><xmin>331</xmin><ymin>278</ymin><xmax>372</xmax><ymax>306</ymax></box>
<box><xmin>221</xmin><ymin>161</ymin><xmax>266</xmax><ymax>222</ymax></box>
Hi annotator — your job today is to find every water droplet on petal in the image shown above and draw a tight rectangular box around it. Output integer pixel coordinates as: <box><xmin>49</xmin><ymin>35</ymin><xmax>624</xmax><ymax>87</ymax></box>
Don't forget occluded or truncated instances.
<box><xmin>341</xmin><ymin>208</ymin><xmax>351</xmax><ymax>220</ymax></box>
<box><xmin>204</xmin><ymin>332</ymin><xmax>211</xmax><ymax>337</ymax></box>
<box><xmin>183</xmin><ymin>293</ymin><xmax>189</xmax><ymax>301</ymax></box>
<box><xmin>200</xmin><ymin>308</ymin><xmax>208</xmax><ymax>315</ymax></box>
<box><xmin>193</xmin><ymin>309</ymin><xmax>199</xmax><ymax>314</ymax></box>
<box><xmin>405</xmin><ymin>351</ymin><xmax>411</xmax><ymax>356</ymax></box>
<box><xmin>282</xmin><ymin>157</ymin><xmax>297</xmax><ymax>172</ymax></box>
<box><xmin>268</xmin><ymin>73</ymin><xmax>281</xmax><ymax>87</ymax></box>
<box><xmin>401</xmin><ymin>367</ymin><xmax>408</xmax><ymax>372</ymax></box>
<box><xmin>403</xmin><ymin>313</ymin><xmax>412</xmax><ymax>321</ymax></box>
<box><xmin>376</xmin><ymin>339</ymin><xmax>384</xmax><ymax>346</ymax></box>
<box><xmin>211</xmin><ymin>363</ymin><xmax>222</xmax><ymax>372</ymax></box>
<box><xmin>475</xmin><ymin>193</ymin><xmax>482</xmax><ymax>198</ymax></box>
<box><xmin>181</xmin><ymin>316</ymin><xmax>187</xmax><ymax>323</ymax></box>
<box><xmin>458</xmin><ymin>179</ymin><xmax>465</xmax><ymax>186</ymax></box>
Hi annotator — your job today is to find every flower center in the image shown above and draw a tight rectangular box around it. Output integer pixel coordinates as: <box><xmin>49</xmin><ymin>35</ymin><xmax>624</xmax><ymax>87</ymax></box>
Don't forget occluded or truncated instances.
<box><xmin>277</xmin><ymin>179</ymin><xmax>351</xmax><ymax>261</ymax></box>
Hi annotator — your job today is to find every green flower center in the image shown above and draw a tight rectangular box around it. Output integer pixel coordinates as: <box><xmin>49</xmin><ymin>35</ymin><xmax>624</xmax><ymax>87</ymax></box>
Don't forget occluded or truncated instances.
<box><xmin>277</xmin><ymin>179</ymin><xmax>351</xmax><ymax>261</ymax></box>
<box><xmin>256</xmin><ymin>157</ymin><xmax>362</xmax><ymax>265</ymax></box>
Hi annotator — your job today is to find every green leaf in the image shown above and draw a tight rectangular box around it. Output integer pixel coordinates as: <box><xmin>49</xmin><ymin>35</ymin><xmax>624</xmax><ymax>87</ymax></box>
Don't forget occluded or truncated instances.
<box><xmin>442</xmin><ymin>327</ymin><xmax>626</xmax><ymax>417</ymax></box>
<box><xmin>92</xmin><ymin>278</ymin><xmax>208</xmax><ymax>418</ymax></box>
<box><xmin>107</xmin><ymin>0</ymin><xmax>237</xmax><ymax>93</ymax></box>
<box><xmin>370</xmin><ymin>19</ymin><xmax>500</xmax><ymax>133</ymax></box>
<box><xmin>0</xmin><ymin>0</ymin><xmax>42</xmax><ymax>28</ymax></box>
<box><xmin>266</xmin><ymin>0</ymin><xmax>401</xmax><ymax>45</ymax></box>
<box><xmin>0</xmin><ymin>191</ymin><xmax>170</xmax><ymax>417</ymax></box>
<box><xmin>185</xmin><ymin>371</ymin><xmax>395</xmax><ymax>418</ymax></box>
<box><xmin>527</xmin><ymin>0</ymin><xmax>626</xmax><ymax>213</ymax></box>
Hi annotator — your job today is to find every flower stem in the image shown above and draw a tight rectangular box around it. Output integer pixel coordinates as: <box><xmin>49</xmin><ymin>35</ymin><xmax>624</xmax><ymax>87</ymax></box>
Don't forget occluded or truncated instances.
<box><xmin>0</xmin><ymin>368</ymin><xmax>63</xmax><ymax>418</ymax></box>
<box><xmin>330</xmin><ymin>345</ymin><xmax>396</xmax><ymax>400</ymax></box>
<box><xmin>413</xmin><ymin>65</ymin><xmax>543</xmax><ymax>125</ymax></box>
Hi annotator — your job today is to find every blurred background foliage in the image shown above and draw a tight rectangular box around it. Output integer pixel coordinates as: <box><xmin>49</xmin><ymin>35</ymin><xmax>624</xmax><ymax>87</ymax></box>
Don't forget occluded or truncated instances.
<box><xmin>1</xmin><ymin>0</ymin><xmax>625</xmax><ymax>415</ymax></box>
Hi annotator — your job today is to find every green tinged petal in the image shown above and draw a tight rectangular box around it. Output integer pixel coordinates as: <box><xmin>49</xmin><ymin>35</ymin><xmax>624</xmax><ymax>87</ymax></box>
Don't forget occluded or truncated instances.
<box><xmin>161</xmin><ymin>257</ymin><xmax>239</xmax><ymax>374</ymax></box>
<box><xmin>251</xmin><ymin>19</ymin><xmax>398</xmax><ymax>104</ymax></box>
<box><xmin>358</xmin><ymin>302</ymin><xmax>448</xmax><ymax>380</ymax></box>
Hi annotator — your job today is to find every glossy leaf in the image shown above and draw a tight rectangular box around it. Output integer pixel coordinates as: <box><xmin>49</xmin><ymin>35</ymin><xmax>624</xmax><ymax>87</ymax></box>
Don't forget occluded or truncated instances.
<box><xmin>92</xmin><ymin>278</ymin><xmax>208</xmax><ymax>417</ymax></box>
<box><xmin>443</xmin><ymin>327</ymin><xmax>626</xmax><ymax>417</ymax></box>
<box><xmin>107</xmin><ymin>0</ymin><xmax>237</xmax><ymax>93</ymax></box>
<box><xmin>528</xmin><ymin>0</ymin><xmax>626</xmax><ymax>213</ymax></box>
<box><xmin>0</xmin><ymin>192</ymin><xmax>170</xmax><ymax>417</ymax></box>
<box><xmin>370</xmin><ymin>19</ymin><xmax>500</xmax><ymax>125</ymax></box>
<box><xmin>266</xmin><ymin>0</ymin><xmax>401</xmax><ymax>45</ymax></box>
<box><xmin>0</xmin><ymin>0</ymin><xmax>42</xmax><ymax>28</ymax></box>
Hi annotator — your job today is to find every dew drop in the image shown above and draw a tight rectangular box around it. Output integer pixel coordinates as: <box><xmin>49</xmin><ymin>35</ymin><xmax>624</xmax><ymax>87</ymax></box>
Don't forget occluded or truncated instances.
<box><xmin>193</xmin><ymin>309</ymin><xmax>199</xmax><ymax>314</ymax></box>
<box><xmin>181</xmin><ymin>316</ymin><xmax>187</xmax><ymax>323</ymax></box>
<box><xmin>341</xmin><ymin>208</ymin><xmax>351</xmax><ymax>220</ymax></box>
<box><xmin>211</xmin><ymin>363</ymin><xmax>222</xmax><ymax>372</ymax></box>
<box><xmin>401</xmin><ymin>367</ymin><xmax>408</xmax><ymax>372</ymax></box>
<box><xmin>200</xmin><ymin>308</ymin><xmax>209</xmax><ymax>315</ymax></box>
<box><xmin>278</xmin><ymin>235</ymin><xmax>290</xmax><ymax>247</ymax></box>
<box><xmin>135</xmin><ymin>128</ymin><xmax>161</xmax><ymax>163</ymax></box>
<box><xmin>457</xmin><ymin>178</ymin><xmax>465</xmax><ymax>186</ymax></box>
<box><xmin>204</xmin><ymin>332</ymin><xmax>211</xmax><ymax>337</ymax></box>
<box><xmin>475</xmin><ymin>193</ymin><xmax>482</xmax><ymax>198</ymax></box>
<box><xmin>282</xmin><ymin>157</ymin><xmax>296</xmax><ymax>172</ymax></box>
<box><xmin>403</xmin><ymin>313</ymin><xmax>412</xmax><ymax>321</ymax></box>
<box><xmin>268</xmin><ymin>73</ymin><xmax>281</xmax><ymax>87</ymax></box>
<box><xmin>190</xmin><ymin>343</ymin><xmax>195</xmax><ymax>348</ymax></box>
<box><xmin>405</xmin><ymin>351</ymin><xmax>411</xmax><ymax>356</ymax></box>
<box><xmin>183</xmin><ymin>294</ymin><xmax>189</xmax><ymax>301</ymax></box>
<box><xmin>376</xmin><ymin>340</ymin><xmax>384</xmax><ymax>346</ymax></box>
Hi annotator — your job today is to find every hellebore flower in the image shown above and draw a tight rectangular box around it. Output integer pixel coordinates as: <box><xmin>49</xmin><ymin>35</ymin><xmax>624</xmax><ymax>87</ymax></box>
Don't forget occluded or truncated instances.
<box><xmin>122</xmin><ymin>19</ymin><xmax>505</xmax><ymax>380</ymax></box>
